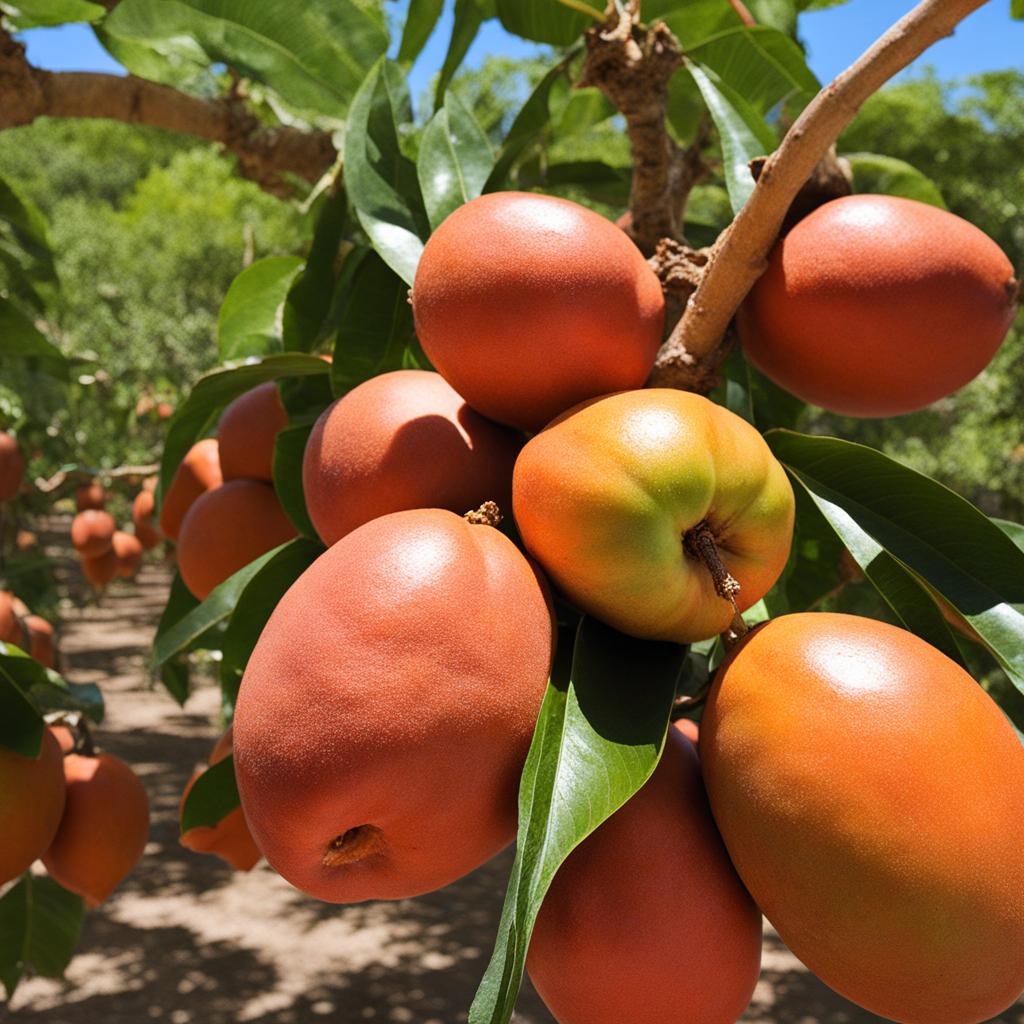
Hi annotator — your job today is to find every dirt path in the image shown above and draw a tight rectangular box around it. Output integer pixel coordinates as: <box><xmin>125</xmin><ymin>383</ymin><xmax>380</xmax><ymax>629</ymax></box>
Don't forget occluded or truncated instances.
<box><xmin>3</xmin><ymin>538</ymin><xmax>1022</xmax><ymax>1024</ymax></box>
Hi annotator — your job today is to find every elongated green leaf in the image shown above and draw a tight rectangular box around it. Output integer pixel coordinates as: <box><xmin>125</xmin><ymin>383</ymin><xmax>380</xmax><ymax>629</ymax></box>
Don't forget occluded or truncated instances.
<box><xmin>0</xmin><ymin>875</ymin><xmax>84</xmax><ymax>1001</ymax></box>
<box><xmin>0</xmin><ymin>177</ymin><xmax>54</xmax><ymax>273</ymax></box>
<box><xmin>418</xmin><ymin>91</ymin><xmax>494</xmax><ymax>229</ymax></box>
<box><xmin>272</xmin><ymin>422</ymin><xmax>319</xmax><ymax>539</ymax></box>
<box><xmin>542</xmin><ymin>161</ymin><xmax>630</xmax><ymax>205</ymax></box>
<box><xmin>102</xmin><ymin>0</ymin><xmax>388</xmax><ymax>120</ymax></box>
<box><xmin>180</xmin><ymin>754</ymin><xmax>241</xmax><ymax>831</ymax></box>
<box><xmin>0</xmin><ymin>662</ymin><xmax>43</xmax><ymax>756</ymax></box>
<box><xmin>469</xmin><ymin>618</ymin><xmax>684</xmax><ymax>1024</ymax></box>
<box><xmin>496</xmin><ymin>0</ymin><xmax>595</xmax><ymax>44</ymax></box>
<box><xmin>747</xmin><ymin>0</ymin><xmax>798</xmax><ymax>33</ymax></box>
<box><xmin>651</xmin><ymin>0</ymin><xmax>743</xmax><ymax>43</ymax></box>
<box><xmin>435</xmin><ymin>0</ymin><xmax>494</xmax><ymax>108</ymax></box>
<box><xmin>346</xmin><ymin>59</ymin><xmax>428</xmax><ymax>285</ymax></box>
<box><xmin>219</xmin><ymin>537</ymin><xmax>322</xmax><ymax>711</ymax></box>
<box><xmin>555</xmin><ymin>87</ymin><xmax>615</xmax><ymax>136</ymax></box>
<box><xmin>398</xmin><ymin>0</ymin><xmax>444</xmax><ymax>63</ymax></box>
<box><xmin>996</xmin><ymin>518</ymin><xmax>1024</xmax><ymax>551</ymax></box>
<box><xmin>768</xmin><ymin>432</ymin><xmax>1024</xmax><ymax>694</ymax></box>
<box><xmin>217</xmin><ymin>256</ymin><xmax>304</xmax><ymax>362</ymax></box>
<box><xmin>0</xmin><ymin>645</ymin><xmax>104</xmax><ymax>724</ymax></box>
<box><xmin>161</xmin><ymin>653</ymin><xmax>192</xmax><ymax>707</ymax></box>
<box><xmin>1013</xmin><ymin>0</ymin><xmax>1023</xmax><ymax>20</ymax></box>
<box><xmin>0</xmin><ymin>0</ymin><xmax>103</xmax><ymax>27</ymax></box>
<box><xmin>845</xmin><ymin>152</ymin><xmax>947</xmax><ymax>208</ymax></box>
<box><xmin>0</xmin><ymin>300</ymin><xmax>69</xmax><ymax>380</ymax></box>
<box><xmin>686</xmin><ymin>60</ymin><xmax>774</xmax><ymax>213</ymax></box>
<box><xmin>158</xmin><ymin>353</ymin><xmax>330</xmax><ymax>500</ymax></box>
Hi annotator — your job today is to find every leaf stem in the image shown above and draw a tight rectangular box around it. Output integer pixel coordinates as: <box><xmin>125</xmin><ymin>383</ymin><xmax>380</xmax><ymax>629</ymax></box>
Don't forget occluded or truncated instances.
<box><xmin>554</xmin><ymin>0</ymin><xmax>605</xmax><ymax>20</ymax></box>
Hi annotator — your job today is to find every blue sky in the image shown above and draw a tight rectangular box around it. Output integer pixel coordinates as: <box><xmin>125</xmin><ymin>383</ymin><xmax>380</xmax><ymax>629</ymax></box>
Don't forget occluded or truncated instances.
<box><xmin>20</xmin><ymin>1</ymin><xmax>1023</xmax><ymax>98</ymax></box>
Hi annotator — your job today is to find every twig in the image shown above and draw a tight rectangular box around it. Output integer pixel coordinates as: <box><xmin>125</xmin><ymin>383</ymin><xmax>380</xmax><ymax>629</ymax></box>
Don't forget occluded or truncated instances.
<box><xmin>651</xmin><ymin>0</ymin><xmax>989</xmax><ymax>391</ymax></box>
<box><xmin>35</xmin><ymin>463</ymin><xmax>159</xmax><ymax>494</ymax></box>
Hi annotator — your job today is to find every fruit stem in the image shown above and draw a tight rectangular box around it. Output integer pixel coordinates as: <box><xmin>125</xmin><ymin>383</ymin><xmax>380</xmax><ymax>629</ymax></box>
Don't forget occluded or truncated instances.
<box><xmin>464</xmin><ymin>501</ymin><xmax>503</xmax><ymax>528</ymax></box>
<box><xmin>322</xmin><ymin>825</ymin><xmax>385</xmax><ymax>868</ymax></box>
<box><xmin>684</xmin><ymin>520</ymin><xmax>741</xmax><ymax>603</ymax></box>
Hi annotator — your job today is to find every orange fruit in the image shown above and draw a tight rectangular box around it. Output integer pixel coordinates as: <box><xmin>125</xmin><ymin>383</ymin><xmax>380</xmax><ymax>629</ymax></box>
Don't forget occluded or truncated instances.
<box><xmin>48</xmin><ymin>724</ymin><xmax>76</xmax><ymax>754</ymax></box>
<box><xmin>0</xmin><ymin>590</ymin><xmax>24</xmax><ymax>646</ymax></box>
<box><xmin>738</xmin><ymin>196</ymin><xmax>1019</xmax><ymax>416</ymax></box>
<box><xmin>233</xmin><ymin>508</ymin><xmax>552</xmax><ymax>903</ymax></box>
<box><xmin>81</xmin><ymin>548</ymin><xmax>118</xmax><ymax>588</ymax></box>
<box><xmin>158</xmin><ymin>438</ymin><xmax>223</xmax><ymax>542</ymax></box>
<box><xmin>24</xmin><ymin>614</ymin><xmax>55</xmax><ymax>668</ymax></box>
<box><xmin>131</xmin><ymin>489</ymin><xmax>162</xmax><ymax>550</ymax></box>
<box><xmin>43</xmin><ymin>751</ymin><xmax>149</xmax><ymax>907</ymax></box>
<box><xmin>179</xmin><ymin>726</ymin><xmax>261</xmax><ymax>872</ymax></box>
<box><xmin>0</xmin><ymin>729</ymin><xmax>66</xmax><ymax>885</ymax></box>
<box><xmin>302</xmin><ymin>369</ymin><xmax>522</xmax><ymax>546</ymax></box>
<box><xmin>176</xmin><ymin>479</ymin><xmax>297</xmax><ymax>600</ymax></box>
<box><xmin>412</xmin><ymin>192</ymin><xmax>665</xmax><ymax>431</ymax></box>
<box><xmin>70</xmin><ymin>509</ymin><xmax>115</xmax><ymax>558</ymax></box>
<box><xmin>74</xmin><ymin>480</ymin><xmax>106</xmax><ymax>511</ymax></box>
<box><xmin>217</xmin><ymin>382</ymin><xmax>288</xmax><ymax>482</ymax></box>
<box><xmin>0</xmin><ymin>432</ymin><xmax>26</xmax><ymax>502</ymax></box>
<box><xmin>112</xmin><ymin>530</ymin><xmax>144</xmax><ymax>578</ymax></box>
<box><xmin>513</xmin><ymin>389</ymin><xmax>795</xmax><ymax>643</ymax></box>
<box><xmin>701</xmin><ymin>613</ymin><xmax>1024</xmax><ymax>1023</ymax></box>
<box><xmin>527</xmin><ymin>731</ymin><xmax>761</xmax><ymax>1024</ymax></box>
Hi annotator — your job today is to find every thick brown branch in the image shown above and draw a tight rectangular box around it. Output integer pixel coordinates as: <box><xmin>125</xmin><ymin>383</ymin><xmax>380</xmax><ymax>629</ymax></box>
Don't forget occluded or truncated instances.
<box><xmin>651</xmin><ymin>0</ymin><xmax>989</xmax><ymax>391</ymax></box>
<box><xmin>0</xmin><ymin>33</ymin><xmax>335</xmax><ymax>197</ymax></box>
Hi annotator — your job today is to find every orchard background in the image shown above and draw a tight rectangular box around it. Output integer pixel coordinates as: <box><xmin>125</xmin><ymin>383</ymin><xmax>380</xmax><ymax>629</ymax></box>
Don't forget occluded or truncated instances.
<box><xmin>0</xmin><ymin>1</ymin><xmax>1022</xmax><ymax>1022</ymax></box>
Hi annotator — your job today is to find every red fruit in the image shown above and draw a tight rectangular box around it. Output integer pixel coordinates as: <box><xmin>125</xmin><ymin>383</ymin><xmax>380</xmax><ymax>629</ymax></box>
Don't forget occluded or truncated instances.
<box><xmin>674</xmin><ymin>717</ymin><xmax>699</xmax><ymax>746</ymax></box>
<box><xmin>302</xmin><ymin>369</ymin><xmax>522</xmax><ymax>547</ymax></box>
<box><xmin>217</xmin><ymin>382</ymin><xmax>289</xmax><ymax>482</ymax></box>
<box><xmin>131</xmin><ymin>489</ymin><xmax>162</xmax><ymax>550</ymax></box>
<box><xmin>176</xmin><ymin>479</ymin><xmax>297</xmax><ymax>600</ymax></box>
<box><xmin>156</xmin><ymin>401</ymin><xmax>174</xmax><ymax>420</ymax></box>
<box><xmin>179</xmin><ymin>726</ymin><xmax>261</xmax><ymax>872</ymax></box>
<box><xmin>71</xmin><ymin>509</ymin><xmax>115</xmax><ymax>558</ymax></box>
<box><xmin>158</xmin><ymin>438</ymin><xmax>223</xmax><ymax>542</ymax></box>
<box><xmin>234</xmin><ymin>508</ymin><xmax>553</xmax><ymax>903</ymax></box>
<box><xmin>738</xmin><ymin>195</ymin><xmax>1019</xmax><ymax>417</ymax></box>
<box><xmin>527</xmin><ymin>731</ymin><xmax>762</xmax><ymax>1024</ymax></box>
<box><xmin>112</xmin><ymin>530</ymin><xmax>144</xmax><ymax>578</ymax></box>
<box><xmin>24</xmin><ymin>614</ymin><xmax>56</xmax><ymax>668</ymax></box>
<box><xmin>0</xmin><ymin>432</ymin><xmax>26</xmax><ymax>502</ymax></box>
<box><xmin>412</xmin><ymin>192</ymin><xmax>666</xmax><ymax>432</ymax></box>
<box><xmin>74</xmin><ymin>480</ymin><xmax>106</xmax><ymax>511</ymax></box>
<box><xmin>81</xmin><ymin>548</ymin><xmax>118</xmax><ymax>588</ymax></box>
<box><xmin>0</xmin><ymin>590</ymin><xmax>23</xmax><ymax>646</ymax></box>
<box><xmin>43</xmin><ymin>751</ymin><xmax>149</xmax><ymax>906</ymax></box>
<box><xmin>0</xmin><ymin>729</ymin><xmax>66</xmax><ymax>885</ymax></box>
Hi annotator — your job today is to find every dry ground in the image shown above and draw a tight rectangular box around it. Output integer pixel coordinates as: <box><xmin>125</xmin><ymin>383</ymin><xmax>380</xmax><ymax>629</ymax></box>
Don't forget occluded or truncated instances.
<box><xmin>3</xmin><ymin>534</ymin><xmax>1022</xmax><ymax>1024</ymax></box>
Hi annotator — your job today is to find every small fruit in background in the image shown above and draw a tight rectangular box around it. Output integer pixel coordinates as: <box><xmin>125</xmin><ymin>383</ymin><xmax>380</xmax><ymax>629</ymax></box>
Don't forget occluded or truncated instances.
<box><xmin>217</xmin><ymin>382</ymin><xmax>288</xmax><ymax>482</ymax></box>
<box><xmin>527</xmin><ymin>731</ymin><xmax>761</xmax><ymax>1024</ymax></box>
<box><xmin>175</xmin><ymin>479</ymin><xmax>296</xmax><ymax>600</ymax></box>
<box><xmin>0</xmin><ymin>729</ymin><xmax>66</xmax><ymax>886</ymax></box>
<box><xmin>513</xmin><ymin>389</ymin><xmax>795</xmax><ymax>643</ymax></box>
<box><xmin>737</xmin><ymin>195</ymin><xmax>1019</xmax><ymax>417</ymax></box>
<box><xmin>43</xmin><ymin>750</ymin><xmax>150</xmax><ymax>907</ymax></box>
<box><xmin>131</xmin><ymin>489</ymin><xmax>162</xmax><ymax>550</ymax></box>
<box><xmin>16</xmin><ymin>529</ymin><xmax>38</xmax><ymax>551</ymax></box>
<box><xmin>0</xmin><ymin>590</ymin><xmax>24</xmax><ymax>646</ymax></box>
<box><xmin>411</xmin><ymin>192</ymin><xmax>665</xmax><ymax>432</ymax></box>
<box><xmin>71</xmin><ymin>509</ymin><xmax>116</xmax><ymax>558</ymax></box>
<box><xmin>179</xmin><ymin>726</ymin><xmax>261</xmax><ymax>872</ymax></box>
<box><xmin>156</xmin><ymin>401</ymin><xmax>174</xmax><ymax>420</ymax></box>
<box><xmin>24</xmin><ymin>614</ymin><xmax>56</xmax><ymax>669</ymax></box>
<box><xmin>158</xmin><ymin>438</ymin><xmax>223</xmax><ymax>542</ymax></box>
<box><xmin>81</xmin><ymin>548</ymin><xmax>119</xmax><ymax>589</ymax></box>
<box><xmin>303</xmin><ymin>369</ymin><xmax>521</xmax><ymax>547</ymax></box>
<box><xmin>74</xmin><ymin>480</ymin><xmax>106</xmax><ymax>511</ymax></box>
<box><xmin>0</xmin><ymin>432</ymin><xmax>26</xmax><ymax>503</ymax></box>
<box><xmin>112</xmin><ymin>531</ymin><xmax>144</xmax><ymax>578</ymax></box>
<box><xmin>233</xmin><ymin>508</ymin><xmax>552</xmax><ymax>903</ymax></box>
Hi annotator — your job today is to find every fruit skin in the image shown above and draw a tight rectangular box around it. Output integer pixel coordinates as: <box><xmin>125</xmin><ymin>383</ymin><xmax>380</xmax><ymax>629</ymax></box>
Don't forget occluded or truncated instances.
<box><xmin>233</xmin><ymin>508</ymin><xmax>552</xmax><ymax>903</ymax></box>
<box><xmin>131</xmin><ymin>489</ymin><xmax>162</xmax><ymax>550</ymax></box>
<box><xmin>737</xmin><ymin>195</ymin><xmax>1019</xmax><ymax>417</ymax></box>
<box><xmin>70</xmin><ymin>509</ymin><xmax>116</xmax><ymax>558</ymax></box>
<box><xmin>513</xmin><ymin>389</ymin><xmax>795</xmax><ymax>643</ymax></box>
<box><xmin>217</xmin><ymin>382</ymin><xmax>289</xmax><ymax>482</ymax></box>
<box><xmin>0</xmin><ymin>590</ymin><xmax>24</xmax><ymax>646</ymax></box>
<box><xmin>176</xmin><ymin>479</ymin><xmax>297</xmax><ymax>600</ymax></box>
<box><xmin>24</xmin><ymin>614</ymin><xmax>55</xmax><ymax>668</ymax></box>
<box><xmin>0</xmin><ymin>729</ymin><xmax>66</xmax><ymax>885</ymax></box>
<box><xmin>701</xmin><ymin>612</ymin><xmax>1024</xmax><ymax>1024</ymax></box>
<box><xmin>674</xmin><ymin>717</ymin><xmax>699</xmax><ymax>747</ymax></box>
<box><xmin>112</xmin><ymin>530</ymin><xmax>144</xmax><ymax>578</ymax></box>
<box><xmin>411</xmin><ymin>192</ymin><xmax>665</xmax><ymax>432</ymax></box>
<box><xmin>179</xmin><ymin>726</ymin><xmax>261</xmax><ymax>872</ymax></box>
<box><xmin>48</xmin><ymin>724</ymin><xmax>75</xmax><ymax>754</ymax></box>
<box><xmin>74</xmin><ymin>481</ymin><xmax>106</xmax><ymax>511</ymax></box>
<box><xmin>43</xmin><ymin>751</ymin><xmax>149</xmax><ymax>906</ymax></box>
<box><xmin>302</xmin><ymin>369</ymin><xmax>522</xmax><ymax>547</ymax></box>
<box><xmin>81</xmin><ymin>548</ymin><xmax>118</xmax><ymax>588</ymax></box>
<box><xmin>0</xmin><ymin>432</ymin><xmax>25</xmax><ymax>502</ymax></box>
<box><xmin>527</xmin><ymin>730</ymin><xmax>761</xmax><ymax>1024</ymax></box>
<box><xmin>158</xmin><ymin>438</ymin><xmax>223</xmax><ymax>542</ymax></box>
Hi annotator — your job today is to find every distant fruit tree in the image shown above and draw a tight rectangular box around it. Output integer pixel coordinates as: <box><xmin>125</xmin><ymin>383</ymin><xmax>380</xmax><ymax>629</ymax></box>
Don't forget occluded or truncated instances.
<box><xmin>1</xmin><ymin>2</ymin><xmax>1023</xmax><ymax>1023</ymax></box>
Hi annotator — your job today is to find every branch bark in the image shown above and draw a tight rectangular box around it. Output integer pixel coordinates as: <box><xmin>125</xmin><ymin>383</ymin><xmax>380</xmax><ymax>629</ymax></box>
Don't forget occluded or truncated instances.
<box><xmin>651</xmin><ymin>0</ymin><xmax>990</xmax><ymax>392</ymax></box>
<box><xmin>0</xmin><ymin>32</ymin><xmax>335</xmax><ymax>197</ymax></box>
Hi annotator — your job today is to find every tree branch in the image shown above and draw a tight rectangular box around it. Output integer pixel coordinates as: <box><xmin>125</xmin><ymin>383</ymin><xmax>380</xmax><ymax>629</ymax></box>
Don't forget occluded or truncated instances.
<box><xmin>0</xmin><ymin>32</ymin><xmax>335</xmax><ymax>197</ymax></box>
<box><xmin>651</xmin><ymin>0</ymin><xmax>990</xmax><ymax>392</ymax></box>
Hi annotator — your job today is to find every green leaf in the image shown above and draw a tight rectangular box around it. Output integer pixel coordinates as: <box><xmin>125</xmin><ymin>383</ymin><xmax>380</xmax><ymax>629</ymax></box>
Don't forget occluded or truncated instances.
<box><xmin>651</xmin><ymin>0</ymin><xmax>744</xmax><ymax>44</ymax></box>
<box><xmin>0</xmin><ymin>0</ymin><xmax>103</xmax><ymax>27</ymax></box>
<box><xmin>0</xmin><ymin>645</ymin><xmax>104</xmax><ymax>724</ymax></box>
<box><xmin>496</xmin><ymin>0</ymin><xmax>595</xmax><ymax>44</ymax></box>
<box><xmin>845</xmin><ymin>152</ymin><xmax>947</xmax><ymax>208</ymax></box>
<box><xmin>271</xmin><ymin>422</ymin><xmax>320</xmax><ymax>540</ymax></box>
<box><xmin>152</xmin><ymin>541</ymin><xmax>299</xmax><ymax>669</ymax></box>
<box><xmin>330</xmin><ymin>250</ymin><xmax>427</xmax><ymax>397</ymax></box>
<box><xmin>435</xmin><ymin>0</ymin><xmax>494</xmax><ymax>108</ymax></box>
<box><xmin>746</xmin><ymin>0</ymin><xmax>798</xmax><ymax>33</ymax></box>
<box><xmin>102</xmin><ymin>0</ymin><xmax>388</xmax><ymax>120</ymax></box>
<box><xmin>398</xmin><ymin>0</ymin><xmax>444</xmax><ymax>63</ymax></box>
<box><xmin>0</xmin><ymin>176</ymin><xmax>54</xmax><ymax>275</ymax></box>
<box><xmin>418</xmin><ymin>90</ymin><xmax>494</xmax><ymax>229</ymax></box>
<box><xmin>158</xmin><ymin>352</ymin><xmax>330</xmax><ymax>501</ymax></box>
<box><xmin>219</xmin><ymin>537</ymin><xmax>322</xmax><ymax>713</ymax></box>
<box><xmin>217</xmin><ymin>256</ymin><xmax>304</xmax><ymax>362</ymax></box>
<box><xmin>767</xmin><ymin>432</ymin><xmax>1024</xmax><ymax>695</ymax></box>
<box><xmin>0</xmin><ymin>875</ymin><xmax>85</xmax><ymax>1001</ymax></box>
<box><xmin>0</xmin><ymin>300</ymin><xmax>69</xmax><ymax>380</ymax></box>
<box><xmin>1013</xmin><ymin>0</ymin><xmax>1023</xmax><ymax>20</ymax></box>
<box><xmin>555</xmin><ymin>87</ymin><xmax>616</xmax><ymax>136</ymax></box>
<box><xmin>541</xmin><ymin>161</ymin><xmax>630</xmax><ymax>205</ymax></box>
<box><xmin>160</xmin><ymin>653</ymin><xmax>192</xmax><ymax>707</ymax></box>
<box><xmin>345</xmin><ymin>59</ymin><xmax>429</xmax><ymax>286</ymax></box>
<box><xmin>469</xmin><ymin>618</ymin><xmax>684</xmax><ymax>1024</ymax></box>
<box><xmin>180</xmin><ymin>754</ymin><xmax>241</xmax><ymax>832</ymax></box>
<box><xmin>0</xmin><ymin>662</ymin><xmax>43</xmax><ymax>757</ymax></box>
<box><xmin>686</xmin><ymin>60</ymin><xmax>774</xmax><ymax>213</ymax></box>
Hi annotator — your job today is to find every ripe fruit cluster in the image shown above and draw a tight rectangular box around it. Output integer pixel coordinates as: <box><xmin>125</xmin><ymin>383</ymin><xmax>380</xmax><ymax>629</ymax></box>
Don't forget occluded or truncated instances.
<box><xmin>69</xmin><ymin>479</ymin><xmax>152</xmax><ymax>588</ymax></box>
